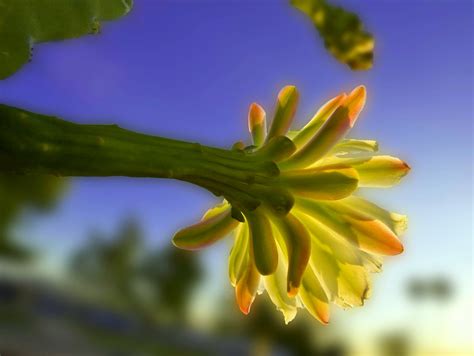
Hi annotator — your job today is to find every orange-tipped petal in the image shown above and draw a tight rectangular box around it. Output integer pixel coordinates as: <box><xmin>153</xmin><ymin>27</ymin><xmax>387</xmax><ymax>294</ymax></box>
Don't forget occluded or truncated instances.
<box><xmin>248</xmin><ymin>103</ymin><xmax>266</xmax><ymax>147</ymax></box>
<box><xmin>235</xmin><ymin>256</ymin><xmax>261</xmax><ymax>315</ymax></box>
<box><xmin>282</xmin><ymin>86</ymin><xmax>366</xmax><ymax>170</ymax></box>
<box><xmin>266</xmin><ymin>86</ymin><xmax>299</xmax><ymax>141</ymax></box>
<box><xmin>312</xmin><ymin>155</ymin><xmax>410</xmax><ymax>187</ymax></box>
<box><xmin>352</xmin><ymin>155</ymin><xmax>410</xmax><ymax>188</ymax></box>
<box><xmin>343</xmin><ymin>215</ymin><xmax>404</xmax><ymax>255</ymax></box>
<box><xmin>345</xmin><ymin>85</ymin><xmax>366</xmax><ymax>126</ymax></box>
<box><xmin>172</xmin><ymin>208</ymin><xmax>239</xmax><ymax>250</ymax></box>
<box><xmin>292</xmin><ymin>93</ymin><xmax>347</xmax><ymax>149</ymax></box>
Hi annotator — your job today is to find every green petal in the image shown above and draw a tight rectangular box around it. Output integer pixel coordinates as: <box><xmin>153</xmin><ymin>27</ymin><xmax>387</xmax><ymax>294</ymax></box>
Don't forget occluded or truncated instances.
<box><xmin>282</xmin><ymin>86</ymin><xmax>366</xmax><ymax>169</ymax></box>
<box><xmin>271</xmin><ymin>214</ymin><xmax>311</xmax><ymax>297</ymax></box>
<box><xmin>266</xmin><ymin>86</ymin><xmax>299</xmax><ymax>141</ymax></box>
<box><xmin>292</xmin><ymin>93</ymin><xmax>346</xmax><ymax>149</ymax></box>
<box><xmin>173</xmin><ymin>208</ymin><xmax>239</xmax><ymax>250</ymax></box>
<box><xmin>263</xmin><ymin>246</ymin><xmax>298</xmax><ymax>324</ymax></box>
<box><xmin>256</xmin><ymin>136</ymin><xmax>296</xmax><ymax>162</ymax></box>
<box><xmin>329</xmin><ymin>139</ymin><xmax>379</xmax><ymax>155</ymax></box>
<box><xmin>246</xmin><ymin>210</ymin><xmax>278</xmax><ymax>275</ymax></box>
<box><xmin>229</xmin><ymin>224</ymin><xmax>250</xmax><ymax>286</ymax></box>
<box><xmin>248</xmin><ymin>103</ymin><xmax>266</xmax><ymax>147</ymax></box>
<box><xmin>279</xmin><ymin>166</ymin><xmax>359</xmax><ymax>200</ymax></box>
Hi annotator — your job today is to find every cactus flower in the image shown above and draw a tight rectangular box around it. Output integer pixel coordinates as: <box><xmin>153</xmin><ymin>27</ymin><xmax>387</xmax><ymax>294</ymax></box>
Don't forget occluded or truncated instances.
<box><xmin>173</xmin><ymin>85</ymin><xmax>410</xmax><ymax>324</ymax></box>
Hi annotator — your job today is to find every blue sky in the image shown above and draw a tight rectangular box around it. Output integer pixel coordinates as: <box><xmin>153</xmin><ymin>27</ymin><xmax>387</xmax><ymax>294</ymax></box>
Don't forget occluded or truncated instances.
<box><xmin>1</xmin><ymin>0</ymin><xmax>472</xmax><ymax>352</ymax></box>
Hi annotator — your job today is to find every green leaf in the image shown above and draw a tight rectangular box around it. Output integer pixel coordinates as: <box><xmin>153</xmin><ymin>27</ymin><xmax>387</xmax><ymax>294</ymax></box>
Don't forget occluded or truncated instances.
<box><xmin>0</xmin><ymin>0</ymin><xmax>133</xmax><ymax>79</ymax></box>
<box><xmin>290</xmin><ymin>0</ymin><xmax>374</xmax><ymax>70</ymax></box>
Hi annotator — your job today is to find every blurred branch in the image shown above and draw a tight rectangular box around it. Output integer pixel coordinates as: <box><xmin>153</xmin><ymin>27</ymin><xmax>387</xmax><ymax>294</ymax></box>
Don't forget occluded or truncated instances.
<box><xmin>291</xmin><ymin>0</ymin><xmax>374</xmax><ymax>70</ymax></box>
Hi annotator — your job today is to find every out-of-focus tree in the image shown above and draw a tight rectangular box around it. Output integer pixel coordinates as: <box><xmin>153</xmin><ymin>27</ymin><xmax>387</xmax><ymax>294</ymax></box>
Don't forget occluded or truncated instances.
<box><xmin>215</xmin><ymin>294</ymin><xmax>347</xmax><ymax>356</ymax></box>
<box><xmin>70</xmin><ymin>217</ymin><xmax>144</xmax><ymax>309</ymax></box>
<box><xmin>140</xmin><ymin>246</ymin><xmax>203</xmax><ymax>323</ymax></box>
<box><xmin>378</xmin><ymin>332</ymin><xmax>413</xmax><ymax>356</ymax></box>
<box><xmin>291</xmin><ymin>0</ymin><xmax>374</xmax><ymax>70</ymax></box>
<box><xmin>0</xmin><ymin>174</ymin><xmax>65</xmax><ymax>260</ymax></box>
<box><xmin>70</xmin><ymin>219</ymin><xmax>203</xmax><ymax>325</ymax></box>
<box><xmin>407</xmin><ymin>276</ymin><xmax>453</xmax><ymax>301</ymax></box>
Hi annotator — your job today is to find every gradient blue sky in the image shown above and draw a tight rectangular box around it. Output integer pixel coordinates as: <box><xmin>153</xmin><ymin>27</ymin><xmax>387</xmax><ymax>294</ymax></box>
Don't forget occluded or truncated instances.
<box><xmin>1</xmin><ymin>0</ymin><xmax>472</xmax><ymax>352</ymax></box>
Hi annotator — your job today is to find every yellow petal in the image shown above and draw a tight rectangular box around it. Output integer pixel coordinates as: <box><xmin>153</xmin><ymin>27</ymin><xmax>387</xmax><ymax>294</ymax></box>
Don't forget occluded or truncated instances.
<box><xmin>246</xmin><ymin>210</ymin><xmax>278</xmax><ymax>275</ymax></box>
<box><xmin>263</xmin><ymin>246</ymin><xmax>298</xmax><ymax>324</ymax></box>
<box><xmin>294</xmin><ymin>197</ymin><xmax>356</xmax><ymax>240</ymax></box>
<box><xmin>346</xmin><ymin>155</ymin><xmax>410</xmax><ymax>187</ymax></box>
<box><xmin>360</xmin><ymin>251</ymin><xmax>383</xmax><ymax>273</ymax></box>
<box><xmin>235</xmin><ymin>252</ymin><xmax>261</xmax><ymax>315</ymax></box>
<box><xmin>229</xmin><ymin>224</ymin><xmax>250</xmax><ymax>286</ymax></box>
<box><xmin>292</xmin><ymin>93</ymin><xmax>347</xmax><ymax>149</ymax></box>
<box><xmin>279</xmin><ymin>166</ymin><xmax>359</xmax><ymax>200</ymax></box>
<box><xmin>172</xmin><ymin>208</ymin><xmax>239</xmax><ymax>250</ymax></box>
<box><xmin>266</xmin><ymin>86</ymin><xmax>299</xmax><ymax>141</ymax></box>
<box><xmin>296</xmin><ymin>213</ymin><xmax>371</xmax><ymax>308</ymax></box>
<box><xmin>248</xmin><ymin>102</ymin><xmax>266</xmax><ymax>147</ymax></box>
<box><xmin>282</xmin><ymin>86</ymin><xmax>366</xmax><ymax>169</ymax></box>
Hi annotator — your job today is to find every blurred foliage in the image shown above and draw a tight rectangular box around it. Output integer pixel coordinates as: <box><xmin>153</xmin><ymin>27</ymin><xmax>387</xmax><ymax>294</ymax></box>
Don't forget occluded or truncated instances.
<box><xmin>0</xmin><ymin>0</ymin><xmax>133</xmax><ymax>79</ymax></box>
<box><xmin>407</xmin><ymin>276</ymin><xmax>453</xmax><ymax>301</ymax></box>
<box><xmin>291</xmin><ymin>0</ymin><xmax>374</xmax><ymax>70</ymax></box>
<box><xmin>0</xmin><ymin>174</ymin><xmax>65</xmax><ymax>260</ymax></box>
<box><xmin>378</xmin><ymin>332</ymin><xmax>413</xmax><ymax>356</ymax></box>
<box><xmin>216</xmin><ymin>294</ymin><xmax>347</xmax><ymax>356</ymax></box>
<box><xmin>70</xmin><ymin>218</ymin><xmax>145</xmax><ymax>310</ymax></box>
<box><xmin>140</xmin><ymin>247</ymin><xmax>203</xmax><ymax>322</ymax></box>
<box><xmin>70</xmin><ymin>218</ymin><xmax>203</xmax><ymax>324</ymax></box>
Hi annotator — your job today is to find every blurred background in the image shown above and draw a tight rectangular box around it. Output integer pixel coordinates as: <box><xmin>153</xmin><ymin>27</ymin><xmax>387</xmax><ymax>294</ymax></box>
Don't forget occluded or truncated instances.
<box><xmin>0</xmin><ymin>0</ymin><xmax>472</xmax><ymax>355</ymax></box>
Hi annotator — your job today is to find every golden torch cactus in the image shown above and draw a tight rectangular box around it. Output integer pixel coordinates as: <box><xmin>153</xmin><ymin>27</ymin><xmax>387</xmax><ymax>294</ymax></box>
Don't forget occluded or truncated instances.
<box><xmin>173</xmin><ymin>85</ymin><xmax>410</xmax><ymax>324</ymax></box>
